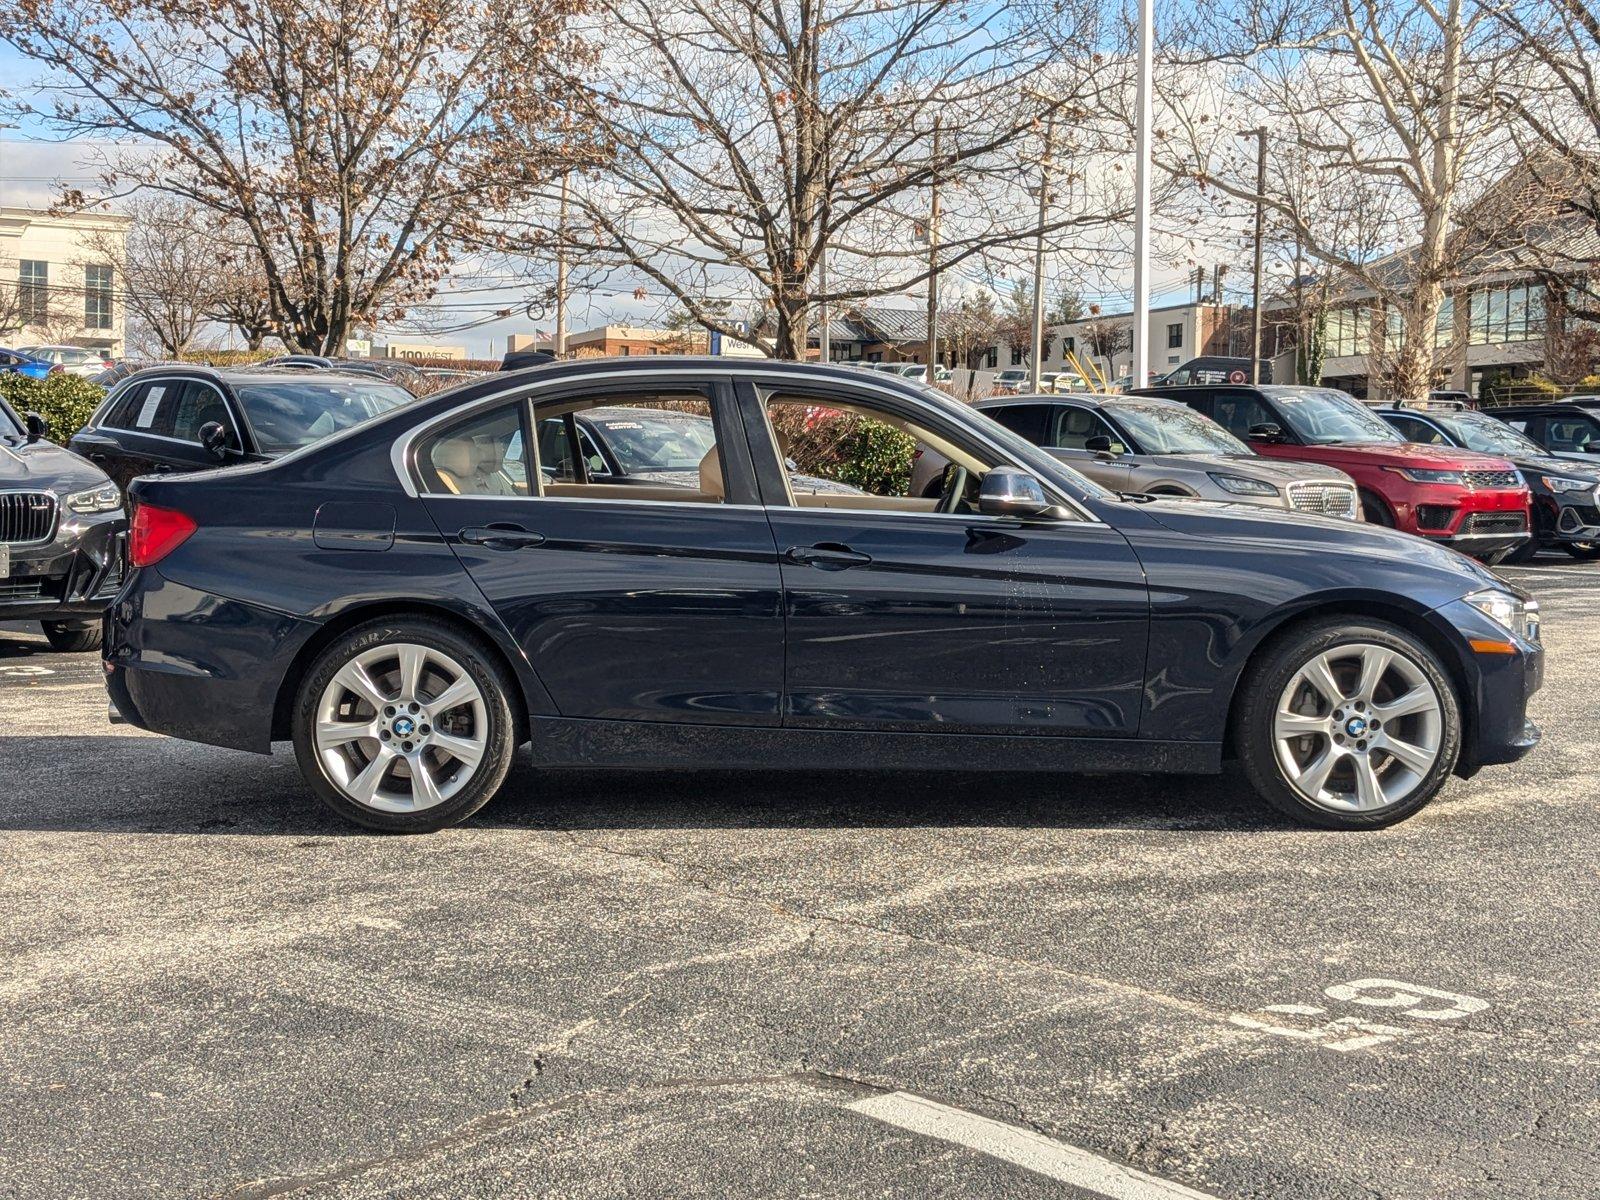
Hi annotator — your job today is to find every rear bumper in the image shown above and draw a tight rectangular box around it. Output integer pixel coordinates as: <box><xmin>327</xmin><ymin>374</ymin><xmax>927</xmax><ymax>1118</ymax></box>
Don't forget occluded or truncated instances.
<box><xmin>103</xmin><ymin>569</ymin><xmax>319</xmax><ymax>753</ymax></box>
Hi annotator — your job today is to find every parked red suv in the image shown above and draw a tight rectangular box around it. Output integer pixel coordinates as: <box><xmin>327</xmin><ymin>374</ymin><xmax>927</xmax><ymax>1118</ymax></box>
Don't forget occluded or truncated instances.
<box><xmin>1136</xmin><ymin>384</ymin><xmax>1532</xmax><ymax>562</ymax></box>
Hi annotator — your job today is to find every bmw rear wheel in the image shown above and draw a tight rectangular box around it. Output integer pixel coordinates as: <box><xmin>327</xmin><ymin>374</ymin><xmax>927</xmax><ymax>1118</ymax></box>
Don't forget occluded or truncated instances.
<box><xmin>292</xmin><ymin>618</ymin><xmax>517</xmax><ymax>832</ymax></box>
<box><xmin>1235</xmin><ymin>621</ymin><xmax>1460</xmax><ymax>829</ymax></box>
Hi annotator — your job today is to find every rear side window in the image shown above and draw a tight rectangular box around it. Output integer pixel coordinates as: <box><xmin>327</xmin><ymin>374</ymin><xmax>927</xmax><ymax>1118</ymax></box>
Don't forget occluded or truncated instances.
<box><xmin>103</xmin><ymin>381</ymin><xmax>177</xmax><ymax>434</ymax></box>
<box><xmin>423</xmin><ymin>404</ymin><xmax>529</xmax><ymax>497</ymax></box>
<box><xmin>985</xmin><ymin>404</ymin><xmax>1051</xmax><ymax>444</ymax></box>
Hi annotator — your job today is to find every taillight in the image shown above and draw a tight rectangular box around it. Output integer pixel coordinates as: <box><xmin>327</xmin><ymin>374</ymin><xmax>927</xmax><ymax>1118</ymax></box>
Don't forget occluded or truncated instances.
<box><xmin>47</xmin><ymin>363</ymin><xmax>64</xmax><ymax>376</ymax></box>
<box><xmin>128</xmin><ymin>502</ymin><xmax>197</xmax><ymax>567</ymax></box>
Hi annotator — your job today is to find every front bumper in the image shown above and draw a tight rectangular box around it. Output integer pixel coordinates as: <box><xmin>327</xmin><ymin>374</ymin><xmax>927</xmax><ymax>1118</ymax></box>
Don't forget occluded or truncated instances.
<box><xmin>2</xmin><ymin>516</ymin><xmax>125</xmax><ymax>621</ymax></box>
<box><xmin>1429</xmin><ymin>596</ymin><xmax>1543</xmax><ymax>774</ymax></box>
<box><xmin>1533</xmin><ymin>494</ymin><xmax>1600</xmax><ymax>546</ymax></box>
<box><xmin>1395</xmin><ymin>482</ymin><xmax>1531</xmax><ymax>558</ymax></box>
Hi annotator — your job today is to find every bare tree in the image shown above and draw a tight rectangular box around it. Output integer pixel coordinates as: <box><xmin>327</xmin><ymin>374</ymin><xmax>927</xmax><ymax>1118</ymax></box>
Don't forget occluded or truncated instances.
<box><xmin>546</xmin><ymin>0</ymin><xmax>1129</xmax><ymax>359</ymax></box>
<box><xmin>0</xmin><ymin>253</ymin><xmax>84</xmax><ymax>344</ymax></box>
<box><xmin>993</xmin><ymin>283</ymin><xmax>1055</xmax><ymax>365</ymax></box>
<box><xmin>1170</xmin><ymin>0</ymin><xmax>1513</xmax><ymax>400</ymax></box>
<box><xmin>2</xmin><ymin>0</ymin><xmax>597</xmax><ymax>354</ymax></box>
<box><xmin>77</xmin><ymin>197</ymin><xmax>219</xmax><ymax>357</ymax></box>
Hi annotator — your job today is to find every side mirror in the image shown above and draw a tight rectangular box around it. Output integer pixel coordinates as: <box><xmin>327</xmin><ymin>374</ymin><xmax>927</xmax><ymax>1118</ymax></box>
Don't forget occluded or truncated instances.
<box><xmin>24</xmin><ymin>411</ymin><xmax>47</xmax><ymax>443</ymax></box>
<box><xmin>1247</xmin><ymin>422</ymin><xmax>1285</xmax><ymax>444</ymax></box>
<box><xmin>1084</xmin><ymin>434</ymin><xmax>1122</xmax><ymax>456</ymax></box>
<box><xmin>978</xmin><ymin>466</ymin><xmax>1052</xmax><ymax>518</ymax></box>
<box><xmin>198</xmin><ymin>421</ymin><xmax>229</xmax><ymax>461</ymax></box>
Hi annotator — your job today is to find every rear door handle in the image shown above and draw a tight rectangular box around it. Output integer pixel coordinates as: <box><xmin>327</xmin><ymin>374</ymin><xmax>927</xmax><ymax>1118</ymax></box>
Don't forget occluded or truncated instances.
<box><xmin>783</xmin><ymin>543</ymin><xmax>872</xmax><ymax>570</ymax></box>
<box><xmin>459</xmin><ymin>524</ymin><xmax>546</xmax><ymax>550</ymax></box>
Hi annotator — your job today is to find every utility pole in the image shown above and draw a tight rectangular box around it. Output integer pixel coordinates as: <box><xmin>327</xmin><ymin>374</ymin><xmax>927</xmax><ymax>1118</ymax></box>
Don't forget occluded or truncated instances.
<box><xmin>1242</xmin><ymin>126</ymin><xmax>1268</xmax><ymax>383</ymax></box>
<box><xmin>554</xmin><ymin>173</ymin><xmax>570</xmax><ymax>359</ymax></box>
<box><xmin>1131</xmin><ymin>0</ymin><xmax>1153</xmax><ymax>389</ymax></box>
<box><xmin>1030</xmin><ymin>109</ymin><xmax>1056</xmax><ymax>393</ymax></box>
<box><xmin>924</xmin><ymin>117</ymin><xmax>941</xmax><ymax>383</ymax></box>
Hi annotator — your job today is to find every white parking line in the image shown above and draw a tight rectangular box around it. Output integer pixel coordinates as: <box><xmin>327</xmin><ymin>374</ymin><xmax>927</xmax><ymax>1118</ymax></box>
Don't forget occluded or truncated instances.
<box><xmin>846</xmin><ymin>1091</ymin><xmax>1220</xmax><ymax>1199</ymax></box>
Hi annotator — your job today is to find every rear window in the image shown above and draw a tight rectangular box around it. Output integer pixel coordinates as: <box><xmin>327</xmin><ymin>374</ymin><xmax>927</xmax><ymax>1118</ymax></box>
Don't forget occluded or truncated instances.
<box><xmin>234</xmin><ymin>380</ymin><xmax>413</xmax><ymax>454</ymax></box>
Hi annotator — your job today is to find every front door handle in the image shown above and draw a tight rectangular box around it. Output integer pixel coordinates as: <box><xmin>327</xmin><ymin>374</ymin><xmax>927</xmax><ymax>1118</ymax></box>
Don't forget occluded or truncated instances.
<box><xmin>459</xmin><ymin>524</ymin><xmax>546</xmax><ymax>550</ymax></box>
<box><xmin>783</xmin><ymin>542</ymin><xmax>872</xmax><ymax>570</ymax></box>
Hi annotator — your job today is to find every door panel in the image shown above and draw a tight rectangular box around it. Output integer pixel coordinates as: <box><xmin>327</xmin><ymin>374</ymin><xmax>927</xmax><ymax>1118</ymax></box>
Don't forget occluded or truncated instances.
<box><xmin>768</xmin><ymin>507</ymin><xmax>1150</xmax><ymax>735</ymax></box>
<box><xmin>421</xmin><ymin>388</ymin><xmax>786</xmax><ymax>726</ymax></box>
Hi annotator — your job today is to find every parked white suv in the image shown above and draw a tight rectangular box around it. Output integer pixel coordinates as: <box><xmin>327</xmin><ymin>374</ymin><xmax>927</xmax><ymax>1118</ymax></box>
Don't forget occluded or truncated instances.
<box><xmin>15</xmin><ymin>345</ymin><xmax>112</xmax><ymax>378</ymax></box>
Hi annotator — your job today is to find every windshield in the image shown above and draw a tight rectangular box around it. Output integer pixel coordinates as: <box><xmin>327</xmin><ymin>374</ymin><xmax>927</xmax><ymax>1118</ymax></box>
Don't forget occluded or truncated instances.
<box><xmin>1434</xmin><ymin>412</ymin><xmax>1545</xmax><ymax>457</ymax></box>
<box><xmin>235</xmin><ymin>380</ymin><xmax>413</xmax><ymax>454</ymax></box>
<box><xmin>1107</xmin><ymin>401</ymin><xmax>1249</xmax><ymax>455</ymax></box>
<box><xmin>590</xmin><ymin>411</ymin><xmax>718</xmax><ymax>472</ymax></box>
<box><xmin>1267</xmin><ymin>387</ymin><xmax>1401</xmax><ymax>445</ymax></box>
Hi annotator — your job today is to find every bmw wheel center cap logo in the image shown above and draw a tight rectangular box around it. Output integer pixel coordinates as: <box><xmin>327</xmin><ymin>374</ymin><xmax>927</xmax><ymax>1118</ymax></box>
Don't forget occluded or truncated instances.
<box><xmin>393</xmin><ymin>716</ymin><xmax>416</xmax><ymax>737</ymax></box>
<box><xmin>1344</xmin><ymin>716</ymin><xmax>1368</xmax><ymax>738</ymax></box>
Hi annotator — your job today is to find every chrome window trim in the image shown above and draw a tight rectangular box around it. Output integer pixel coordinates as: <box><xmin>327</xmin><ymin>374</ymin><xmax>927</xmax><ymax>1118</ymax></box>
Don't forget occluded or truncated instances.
<box><xmin>391</xmin><ymin>366</ymin><xmax>1101</xmax><ymax>523</ymax></box>
<box><xmin>92</xmin><ymin>375</ymin><xmax>245</xmax><ymax>451</ymax></box>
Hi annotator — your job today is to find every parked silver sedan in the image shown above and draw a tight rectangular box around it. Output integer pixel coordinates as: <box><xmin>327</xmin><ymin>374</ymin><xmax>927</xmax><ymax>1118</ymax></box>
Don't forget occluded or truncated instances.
<box><xmin>912</xmin><ymin>393</ymin><xmax>1362</xmax><ymax>519</ymax></box>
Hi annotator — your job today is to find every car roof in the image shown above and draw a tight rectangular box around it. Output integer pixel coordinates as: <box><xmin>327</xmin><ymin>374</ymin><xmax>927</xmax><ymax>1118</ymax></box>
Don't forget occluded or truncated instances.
<box><xmin>109</xmin><ymin>363</ymin><xmax>406</xmax><ymax>387</ymax></box>
<box><xmin>1481</xmin><ymin>403</ymin><xmax>1593</xmax><ymax>416</ymax></box>
<box><xmin>975</xmin><ymin>391</ymin><xmax>1187</xmax><ymax>411</ymax></box>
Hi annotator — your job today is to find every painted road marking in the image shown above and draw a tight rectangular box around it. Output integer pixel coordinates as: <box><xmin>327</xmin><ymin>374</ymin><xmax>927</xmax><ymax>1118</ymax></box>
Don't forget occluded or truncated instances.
<box><xmin>1230</xmin><ymin>977</ymin><xmax>1488</xmax><ymax>1053</ymax></box>
<box><xmin>846</xmin><ymin>1091</ymin><xmax>1220</xmax><ymax>1199</ymax></box>
<box><xmin>0</xmin><ymin>665</ymin><xmax>54</xmax><ymax>676</ymax></box>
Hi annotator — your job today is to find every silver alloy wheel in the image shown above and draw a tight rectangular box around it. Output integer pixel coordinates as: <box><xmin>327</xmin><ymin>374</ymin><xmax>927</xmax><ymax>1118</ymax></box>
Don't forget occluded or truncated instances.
<box><xmin>1272</xmin><ymin>642</ymin><xmax>1443</xmax><ymax>813</ymax></box>
<box><xmin>314</xmin><ymin>642</ymin><xmax>488</xmax><ymax>813</ymax></box>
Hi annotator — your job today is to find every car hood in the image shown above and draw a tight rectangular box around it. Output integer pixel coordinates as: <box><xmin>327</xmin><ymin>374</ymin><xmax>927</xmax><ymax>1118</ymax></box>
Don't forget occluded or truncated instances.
<box><xmin>1304</xmin><ymin>440</ymin><xmax>1517</xmax><ymax>471</ymax></box>
<box><xmin>1143</xmin><ymin>452</ymin><xmax>1353</xmax><ymax>484</ymax></box>
<box><xmin>1129</xmin><ymin>494</ymin><xmax>1502</xmax><ymax>590</ymax></box>
<box><xmin>0</xmin><ymin>438</ymin><xmax>112</xmax><ymax>493</ymax></box>
<box><xmin>1509</xmin><ymin>453</ymin><xmax>1600</xmax><ymax>478</ymax></box>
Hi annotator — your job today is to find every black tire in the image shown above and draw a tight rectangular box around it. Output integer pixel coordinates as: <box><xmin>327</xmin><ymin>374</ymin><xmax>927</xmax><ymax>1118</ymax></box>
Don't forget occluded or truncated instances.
<box><xmin>1563</xmin><ymin>541</ymin><xmax>1600</xmax><ymax>561</ymax></box>
<box><xmin>291</xmin><ymin>617</ymin><xmax>518</xmax><ymax>833</ymax></box>
<box><xmin>1500</xmin><ymin>538</ymin><xmax>1538</xmax><ymax>565</ymax></box>
<box><xmin>1233</xmin><ymin>619</ymin><xmax>1461</xmax><ymax>830</ymax></box>
<box><xmin>41</xmin><ymin>620</ymin><xmax>102</xmax><ymax>652</ymax></box>
<box><xmin>1359</xmin><ymin>491</ymin><xmax>1395</xmax><ymax>527</ymax></box>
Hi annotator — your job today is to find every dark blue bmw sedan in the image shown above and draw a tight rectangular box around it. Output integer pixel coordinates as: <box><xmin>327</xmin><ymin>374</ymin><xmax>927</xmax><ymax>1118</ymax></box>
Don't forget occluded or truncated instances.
<box><xmin>102</xmin><ymin>359</ymin><xmax>1542</xmax><ymax>832</ymax></box>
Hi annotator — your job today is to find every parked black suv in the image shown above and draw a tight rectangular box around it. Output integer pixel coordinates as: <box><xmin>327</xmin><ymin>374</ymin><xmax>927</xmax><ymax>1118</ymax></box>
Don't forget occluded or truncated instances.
<box><xmin>1381</xmin><ymin>404</ymin><xmax>1600</xmax><ymax>561</ymax></box>
<box><xmin>0</xmin><ymin>397</ymin><xmax>124</xmax><ymax>650</ymax></box>
<box><xmin>1479</xmin><ymin>403</ymin><xmax>1600</xmax><ymax>460</ymax></box>
<box><xmin>70</xmin><ymin>365</ymin><xmax>417</xmax><ymax>491</ymax></box>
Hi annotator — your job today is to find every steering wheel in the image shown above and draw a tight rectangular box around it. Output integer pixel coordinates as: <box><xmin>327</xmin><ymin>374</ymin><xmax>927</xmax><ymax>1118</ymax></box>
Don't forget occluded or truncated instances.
<box><xmin>936</xmin><ymin>463</ymin><xmax>970</xmax><ymax>514</ymax></box>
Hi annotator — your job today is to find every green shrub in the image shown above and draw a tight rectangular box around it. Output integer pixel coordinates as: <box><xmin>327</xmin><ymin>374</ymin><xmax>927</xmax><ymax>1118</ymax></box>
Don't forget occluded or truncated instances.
<box><xmin>768</xmin><ymin>404</ymin><xmax>918</xmax><ymax>496</ymax></box>
<box><xmin>0</xmin><ymin>373</ymin><xmax>106</xmax><ymax>441</ymax></box>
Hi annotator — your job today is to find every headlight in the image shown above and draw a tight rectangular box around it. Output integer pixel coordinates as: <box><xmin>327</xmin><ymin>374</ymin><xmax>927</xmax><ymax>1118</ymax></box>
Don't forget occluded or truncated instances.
<box><xmin>1390</xmin><ymin>467</ymin><xmax>1464</xmax><ymax>484</ymax></box>
<box><xmin>65</xmin><ymin>483</ymin><xmax>122</xmax><ymax>514</ymax></box>
<box><xmin>1541</xmin><ymin>475</ymin><xmax>1595</xmax><ymax>493</ymax></box>
<box><xmin>1464</xmin><ymin>588</ymin><xmax>1540</xmax><ymax>642</ymax></box>
<box><xmin>1208</xmin><ymin>472</ymin><xmax>1279</xmax><ymax>496</ymax></box>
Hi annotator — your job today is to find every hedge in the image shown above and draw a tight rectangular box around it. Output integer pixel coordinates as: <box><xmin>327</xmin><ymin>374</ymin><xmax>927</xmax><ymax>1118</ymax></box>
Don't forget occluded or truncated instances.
<box><xmin>769</xmin><ymin>403</ymin><xmax>918</xmax><ymax>496</ymax></box>
<box><xmin>0</xmin><ymin>374</ymin><xmax>106</xmax><ymax>441</ymax></box>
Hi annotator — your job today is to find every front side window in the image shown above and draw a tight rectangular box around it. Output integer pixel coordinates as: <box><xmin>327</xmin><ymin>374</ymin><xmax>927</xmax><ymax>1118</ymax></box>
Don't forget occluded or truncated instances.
<box><xmin>18</xmin><ymin>260</ymin><xmax>48</xmax><ymax>325</ymax></box>
<box><xmin>425</xmin><ymin>404</ymin><xmax>528</xmax><ymax>496</ymax></box>
<box><xmin>84</xmin><ymin>265</ymin><xmax>113</xmax><ymax>330</ymax></box>
<box><xmin>1542</xmin><ymin>414</ymin><xmax>1600</xmax><ymax>453</ymax></box>
<box><xmin>1050</xmin><ymin>406</ymin><xmax>1122</xmax><ymax>450</ymax></box>
<box><xmin>1210</xmin><ymin>391</ymin><xmax>1282</xmax><ymax>441</ymax></box>
<box><xmin>236</xmin><ymin>379</ymin><xmax>412</xmax><ymax>455</ymax></box>
<box><xmin>163</xmin><ymin>381</ymin><xmax>241</xmax><ymax>448</ymax></box>
<box><xmin>1384</xmin><ymin>414</ymin><xmax>1448</xmax><ymax>445</ymax></box>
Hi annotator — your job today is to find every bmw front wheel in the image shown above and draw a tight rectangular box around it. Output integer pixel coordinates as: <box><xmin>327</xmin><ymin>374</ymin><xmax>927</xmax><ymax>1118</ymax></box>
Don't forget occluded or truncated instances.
<box><xmin>1235</xmin><ymin>621</ymin><xmax>1461</xmax><ymax>829</ymax></box>
<box><xmin>292</xmin><ymin>618</ymin><xmax>517</xmax><ymax>832</ymax></box>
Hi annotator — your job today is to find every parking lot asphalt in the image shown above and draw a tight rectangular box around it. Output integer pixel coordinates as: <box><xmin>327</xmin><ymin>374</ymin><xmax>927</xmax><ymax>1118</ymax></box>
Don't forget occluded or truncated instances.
<box><xmin>2</xmin><ymin>558</ymin><xmax>1598</xmax><ymax>1200</ymax></box>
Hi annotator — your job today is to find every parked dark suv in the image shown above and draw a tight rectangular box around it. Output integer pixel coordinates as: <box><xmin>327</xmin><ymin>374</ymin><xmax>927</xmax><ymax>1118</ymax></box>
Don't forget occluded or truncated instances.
<box><xmin>0</xmin><ymin>397</ymin><xmax>124</xmax><ymax>650</ymax></box>
<box><xmin>1137</xmin><ymin>383</ymin><xmax>1532</xmax><ymax>562</ymax></box>
<box><xmin>70</xmin><ymin>365</ymin><xmax>416</xmax><ymax>492</ymax></box>
<box><xmin>105</xmin><ymin>359</ymin><xmax>1542</xmax><ymax>834</ymax></box>
<box><xmin>1380</xmin><ymin>404</ymin><xmax>1600</xmax><ymax>561</ymax></box>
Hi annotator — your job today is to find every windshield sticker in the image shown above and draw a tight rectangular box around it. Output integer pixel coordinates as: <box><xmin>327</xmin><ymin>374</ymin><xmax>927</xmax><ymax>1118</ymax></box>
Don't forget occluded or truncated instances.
<box><xmin>136</xmin><ymin>386</ymin><xmax>165</xmax><ymax>428</ymax></box>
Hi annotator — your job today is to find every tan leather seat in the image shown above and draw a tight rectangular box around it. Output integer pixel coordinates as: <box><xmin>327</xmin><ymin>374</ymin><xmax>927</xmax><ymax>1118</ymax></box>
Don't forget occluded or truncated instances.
<box><xmin>699</xmin><ymin>445</ymin><xmax>724</xmax><ymax>501</ymax></box>
<box><xmin>432</xmin><ymin>440</ymin><xmax>474</xmax><ymax>495</ymax></box>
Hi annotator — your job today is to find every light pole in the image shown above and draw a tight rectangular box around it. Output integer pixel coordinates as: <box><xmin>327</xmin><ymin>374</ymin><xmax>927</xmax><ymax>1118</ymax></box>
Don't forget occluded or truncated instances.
<box><xmin>1241</xmin><ymin>126</ymin><xmax>1267</xmax><ymax>383</ymax></box>
<box><xmin>1131</xmin><ymin>0</ymin><xmax>1153</xmax><ymax>390</ymax></box>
